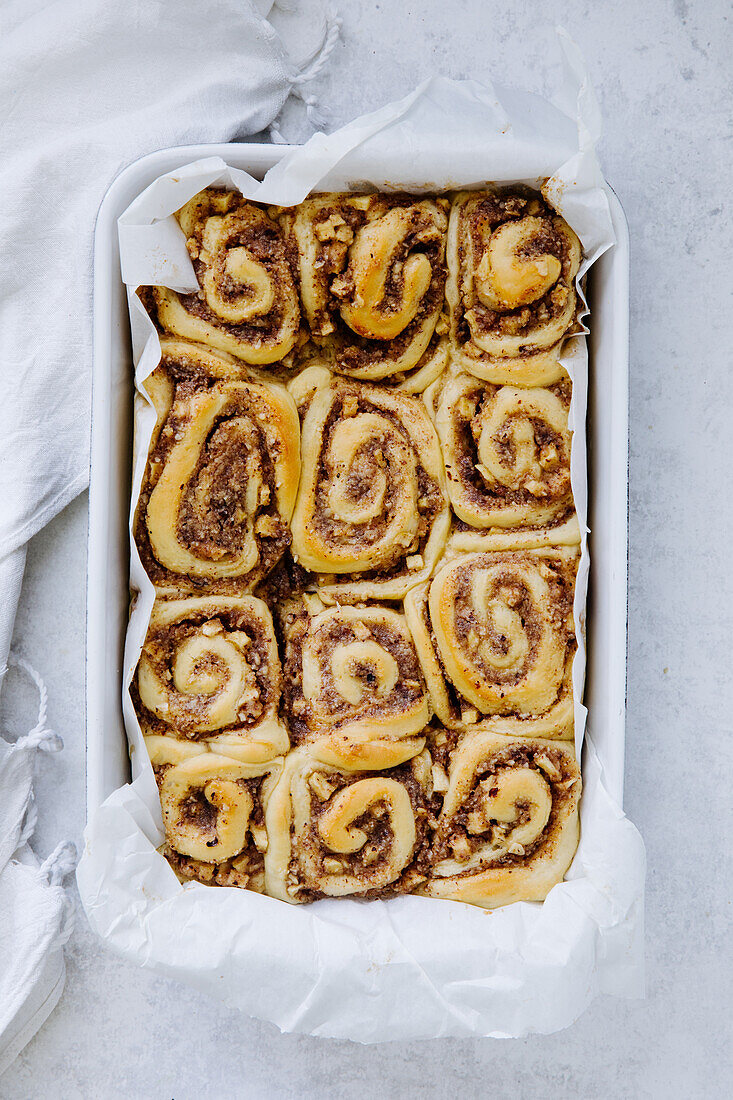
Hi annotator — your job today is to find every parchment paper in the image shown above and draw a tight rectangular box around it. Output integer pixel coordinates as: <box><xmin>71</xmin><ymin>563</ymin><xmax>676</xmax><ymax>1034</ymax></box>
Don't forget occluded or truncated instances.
<box><xmin>77</xmin><ymin>36</ymin><xmax>646</xmax><ymax>1041</ymax></box>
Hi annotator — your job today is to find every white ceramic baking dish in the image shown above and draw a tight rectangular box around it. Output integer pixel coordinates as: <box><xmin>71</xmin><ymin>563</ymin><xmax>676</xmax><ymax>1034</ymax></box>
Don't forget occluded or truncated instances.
<box><xmin>86</xmin><ymin>143</ymin><xmax>629</xmax><ymax>817</ymax></box>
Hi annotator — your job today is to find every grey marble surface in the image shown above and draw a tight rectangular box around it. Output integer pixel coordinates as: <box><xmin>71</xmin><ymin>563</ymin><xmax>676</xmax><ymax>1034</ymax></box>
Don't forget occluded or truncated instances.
<box><xmin>2</xmin><ymin>0</ymin><xmax>732</xmax><ymax>1096</ymax></box>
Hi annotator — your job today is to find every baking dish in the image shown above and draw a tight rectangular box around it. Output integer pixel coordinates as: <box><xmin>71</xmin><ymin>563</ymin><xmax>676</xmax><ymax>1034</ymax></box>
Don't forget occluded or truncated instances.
<box><xmin>81</xmin><ymin>125</ymin><xmax>636</xmax><ymax>1040</ymax></box>
<box><xmin>87</xmin><ymin>142</ymin><xmax>629</xmax><ymax>815</ymax></box>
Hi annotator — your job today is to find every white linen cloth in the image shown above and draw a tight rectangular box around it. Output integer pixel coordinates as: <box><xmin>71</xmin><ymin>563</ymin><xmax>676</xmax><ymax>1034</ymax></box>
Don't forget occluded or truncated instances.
<box><xmin>0</xmin><ymin>657</ymin><xmax>76</xmax><ymax>1077</ymax></box>
<box><xmin>0</xmin><ymin>0</ymin><xmax>339</xmax><ymax>1072</ymax></box>
<box><xmin>0</xmin><ymin>0</ymin><xmax>340</xmax><ymax>670</ymax></box>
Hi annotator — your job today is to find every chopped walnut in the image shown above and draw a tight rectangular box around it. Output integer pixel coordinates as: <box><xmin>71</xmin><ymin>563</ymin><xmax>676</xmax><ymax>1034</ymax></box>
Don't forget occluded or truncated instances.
<box><xmin>539</xmin><ymin>443</ymin><xmax>559</xmax><ymax>470</ymax></box>
<box><xmin>431</xmin><ymin>763</ymin><xmax>449</xmax><ymax>794</ymax></box>
<box><xmin>525</xmin><ymin>478</ymin><xmax>547</xmax><ymax>497</ymax></box>
<box><xmin>309</xmin><ymin>772</ymin><xmax>336</xmax><ymax>801</ymax></box>
<box><xmin>535</xmin><ymin>752</ymin><xmax>561</xmax><ymax>781</ymax></box>
<box><xmin>330</xmin><ymin>272</ymin><xmax>355</xmax><ymax>299</ymax></box>
<box><xmin>315</xmin><ymin>212</ymin><xmax>352</xmax><ymax>242</ymax></box>
<box><xmin>466</xmin><ymin>811</ymin><xmax>489</xmax><ymax>835</ymax></box>
<box><xmin>450</xmin><ymin>834</ymin><xmax>472</xmax><ymax>862</ymax></box>
<box><xmin>255</xmin><ymin>514</ymin><xmax>280</xmax><ymax>537</ymax></box>
<box><xmin>360</xmin><ymin>844</ymin><xmax>380</xmax><ymax>866</ymax></box>
<box><xmin>500</xmin><ymin>584</ymin><xmax>523</xmax><ymax>608</ymax></box>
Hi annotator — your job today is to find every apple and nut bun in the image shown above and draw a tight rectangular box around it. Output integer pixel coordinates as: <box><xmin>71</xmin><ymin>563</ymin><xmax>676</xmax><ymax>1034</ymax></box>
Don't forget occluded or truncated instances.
<box><xmin>133</xmin><ymin>185</ymin><xmax>584</xmax><ymax>910</ymax></box>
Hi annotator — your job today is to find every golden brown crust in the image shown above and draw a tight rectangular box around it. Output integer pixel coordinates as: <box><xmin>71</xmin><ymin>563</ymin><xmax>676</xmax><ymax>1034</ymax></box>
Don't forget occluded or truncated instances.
<box><xmin>154</xmin><ymin>752</ymin><xmax>280</xmax><ymax>872</ymax></box>
<box><xmin>404</xmin><ymin>549</ymin><xmax>576</xmax><ymax>738</ymax></box>
<box><xmin>136</xmin><ymin>595</ymin><xmax>289</xmax><ymax>763</ymax></box>
<box><xmin>425</xmin><ymin>368</ymin><xmax>578</xmax><ymax>544</ymax></box>
<box><xmin>288</xmin><ymin>366</ymin><xmax>451</xmax><ymax>602</ymax></box>
<box><xmin>279</xmin><ymin>594</ymin><xmax>429</xmax><ymax>769</ymax></box>
<box><xmin>135</xmin><ymin>359</ymin><xmax>300</xmax><ymax>596</ymax></box>
<box><xmin>263</xmin><ymin>748</ymin><xmax>434</xmax><ymax>902</ymax></box>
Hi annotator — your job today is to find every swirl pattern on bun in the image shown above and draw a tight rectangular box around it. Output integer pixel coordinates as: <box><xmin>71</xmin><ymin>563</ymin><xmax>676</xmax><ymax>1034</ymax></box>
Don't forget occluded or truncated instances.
<box><xmin>425</xmin><ymin>368</ymin><xmax>579</xmax><ymax>549</ymax></box>
<box><xmin>135</xmin><ymin>363</ymin><xmax>300</xmax><ymax>595</ymax></box>
<box><xmin>136</xmin><ymin>595</ymin><xmax>289</xmax><ymax>763</ymax></box>
<box><xmin>148</xmin><ymin>189</ymin><xmax>300</xmax><ymax>365</ymax></box>
<box><xmin>283</xmin><ymin>193</ymin><xmax>448</xmax><ymax>389</ymax></box>
<box><xmin>447</xmin><ymin>190</ymin><xmax>581</xmax><ymax>384</ymax></box>
<box><xmin>264</xmin><ymin>748</ymin><xmax>433</xmax><ymax>902</ymax></box>
<box><xmin>150</xmin><ymin>744</ymin><xmax>281</xmax><ymax>890</ymax></box>
<box><xmin>288</xmin><ymin>366</ymin><xmax>450</xmax><ymax>602</ymax></box>
<box><xmin>404</xmin><ymin>549</ymin><xmax>576</xmax><ymax>736</ymax></box>
<box><xmin>280</xmin><ymin>594</ymin><xmax>429</xmax><ymax>769</ymax></box>
<box><xmin>422</xmin><ymin>731</ymin><xmax>580</xmax><ymax>908</ymax></box>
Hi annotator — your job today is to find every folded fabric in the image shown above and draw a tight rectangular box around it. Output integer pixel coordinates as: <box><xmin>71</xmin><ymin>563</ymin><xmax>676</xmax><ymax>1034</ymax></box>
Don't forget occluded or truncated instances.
<box><xmin>0</xmin><ymin>0</ymin><xmax>340</xmax><ymax>1072</ymax></box>
<box><xmin>0</xmin><ymin>657</ymin><xmax>75</xmax><ymax>1076</ymax></box>
<box><xmin>0</xmin><ymin>0</ymin><xmax>338</xmax><ymax>672</ymax></box>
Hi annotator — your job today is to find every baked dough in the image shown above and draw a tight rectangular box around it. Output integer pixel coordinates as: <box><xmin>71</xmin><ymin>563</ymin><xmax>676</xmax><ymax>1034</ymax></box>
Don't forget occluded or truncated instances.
<box><xmin>288</xmin><ymin>365</ymin><xmax>450</xmax><ymax>601</ymax></box>
<box><xmin>136</xmin><ymin>360</ymin><xmax>300</xmax><ymax>595</ymax></box>
<box><xmin>404</xmin><ymin>548</ymin><xmax>576</xmax><ymax>737</ymax></box>
<box><xmin>446</xmin><ymin>189</ymin><xmax>581</xmax><ymax>384</ymax></box>
<box><xmin>282</xmin><ymin>193</ymin><xmax>448</xmax><ymax>389</ymax></box>
<box><xmin>150</xmin><ymin>744</ymin><xmax>281</xmax><ymax>890</ymax></box>
<box><xmin>280</xmin><ymin>594</ymin><xmax>429</xmax><ymax>769</ymax></box>
<box><xmin>263</xmin><ymin>748</ymin><xmax>432</xmax><ymax>902</ymax></box>
<box><xmin>148</xmin><ymin>188</ymin><xmax>300</xmax><ymax>365</ymax></box>
<box><xmin>425</xmin><ymin>368</ymin><xmax>579</xmax><ymax>548</ymax></box>
<box><xmin>136</xmin><ymin>595</ymin><xmax>289</xmax><ymax>762</ymax></box>
<box><xmin>422</xmin><ymin>731</ymin><xmax>580</xmax><ymax>908</ymax></box>
<box><xmin>132</xmin><ymin>184</ymin><xmax>586</xmax><ymax>912</ymax></box>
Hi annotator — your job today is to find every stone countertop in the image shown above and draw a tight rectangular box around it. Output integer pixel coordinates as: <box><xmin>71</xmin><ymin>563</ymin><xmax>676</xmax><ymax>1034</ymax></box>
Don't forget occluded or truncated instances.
<box><xmin>2</xmin><ymin>0</ymin><xmax>731</xmax><ymax>1096</ymax></box>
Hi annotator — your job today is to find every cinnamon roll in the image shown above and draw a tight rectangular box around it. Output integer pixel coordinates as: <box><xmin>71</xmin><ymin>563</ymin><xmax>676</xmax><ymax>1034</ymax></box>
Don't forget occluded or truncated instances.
<box><xmin>283</xmin><ymin>193</ymin><xmax>448</xmax><ymax>388</ymax></box>
<box><xmin>423</xmin><ymin>731</ymin><xmax>580</xmax><ymax>908</ymax></box>
<box><xmin>264</xmin><ymin>748</ymin><xmax>433</xmax><ymax>902</ymax></box>
<box><xmin>289</xmin><ymin>366</ymin><xmax>450</xmax><ymax>602</ymax></box>
<box><xmin>149</xmin><ymin>741</ymin><xmax>281</xmax><ymax>890</ymax></box>
<box><xmin>148</xmin><ymin>188</ymin><xmax>300</xmax><ymax>365</ymax></box>
<box><xmin>135</xmin><ymin>595</ymin><xmax>289</xmax><ymax>763</ymax></box>
<box><xmin>446</xmin><ymin>190</ymin><xmax>581</xmax><ymax>385</ymax></box>
<box><xmin>425</xmin><ymin>369</ymin><xmax>579</xmax><ymax>548</ymax></box>
<box><xmin>403</xmin><ymin>549</ymin><xmax>576</xmax><ymax>736</ymax></box>
<box><xmin>280</xmin><ymin>594</ymin><xmax>429</xmax><ymax>769</ymax></box>
<box><xmin>135</xmin><ymin>365</ymin><xmax>300</xmax><ymax>594</ymax></box>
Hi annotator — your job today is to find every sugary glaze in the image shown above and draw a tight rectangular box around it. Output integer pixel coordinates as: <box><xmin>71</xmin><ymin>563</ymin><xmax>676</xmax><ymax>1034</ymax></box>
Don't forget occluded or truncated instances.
<box><xmin>131</xmin><ymin>185</ymin><xmax>584</xmax><ymax>909</ymax></box>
